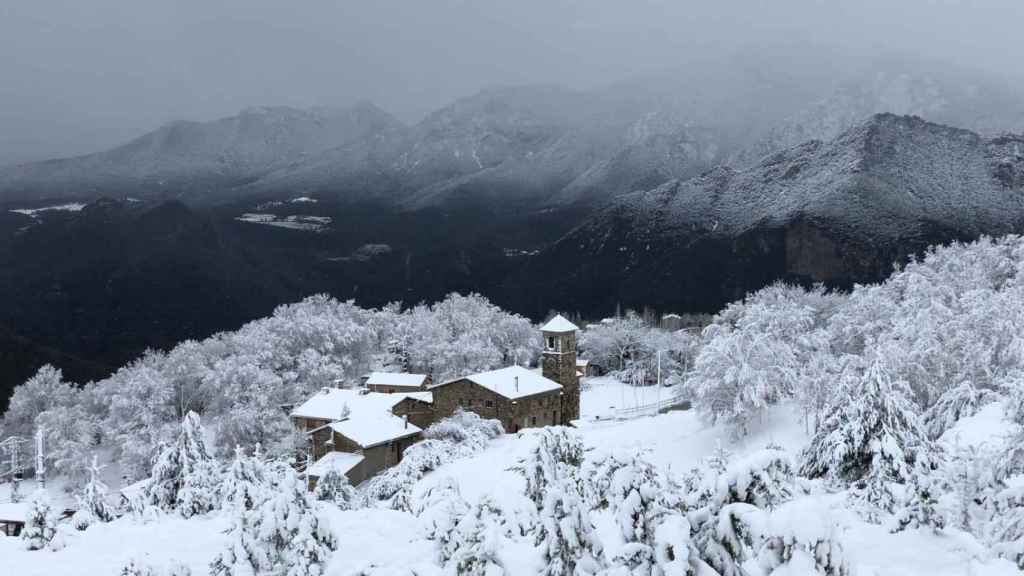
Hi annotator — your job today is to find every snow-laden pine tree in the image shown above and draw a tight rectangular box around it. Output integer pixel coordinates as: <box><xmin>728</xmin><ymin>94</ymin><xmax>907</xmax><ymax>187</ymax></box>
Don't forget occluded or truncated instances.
<box><xmin>514</xmin><ymin>427</ymin><xmax>584</xmax><ymax>509</ymax></box>
<box><xmin>71</xmin><ymin>454</ymin><xmax>115</xmax><ymax>530</ymax></box>
<box><xmin>312</xmin><ymin>467</ymin><xmax>360</xmax><ymax>510</ymax></box>
<box><xmin>145</xmin><ymin>411</ymin><xmax>220</xmax><ymax>517</ymax></box>
<box><xmin>22</xmin><ymin>489</ymin><xmax>57</xmax><ymax>551</ymax></box>
<box><xmin>219</xmin><ymin>445</ymin><xmax>267</xmax><ymax>513</ymax></box>
<box><xmin>418</xmin><ymin>478</ymin><xmax>471</xmax><ymax>566</ymax></box>
<box><xmin>893</xmin><ymin>460</ymin><xmax>945</xmax><ymax>533</ymax></box>
<box><xmin>210</xmin><ymin>466</ymin><xmax>337</xmax><ymax>576</ymax></box>
<box><xmin>444</xmin><ymin>496</ymin><xmax>508</xmax><ymax>576</ymax></box>
<box><xmin>536</xmin><ymin>481</ymin><xmax>604</xmax><ymax>576</ymax></box>
<box><xmin>800</xmin><ymin>357</ymin><xmax>933</xmax><ymax>485</ymax></box>
<box><xmin>682</xmin><ymin>448</ymin><xmax>797</xmax><ymax>576</ymax></box>
<box><xmin>602</xmin><ymin>454</ymin><xmax>693</xmax><ymax>576</ymax></box>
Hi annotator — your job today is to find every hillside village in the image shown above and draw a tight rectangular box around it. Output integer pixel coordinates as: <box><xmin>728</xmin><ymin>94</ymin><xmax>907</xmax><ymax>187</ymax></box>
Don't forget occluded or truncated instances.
<box><xmin>292</xmin><ymin>315</ymin><xmax>592</xmax><ymax>487</ymax></box>
<box><xmin>6</xmin><ymin>238</ymin><xmax>1024</xmax><ymax>575</ymax></box>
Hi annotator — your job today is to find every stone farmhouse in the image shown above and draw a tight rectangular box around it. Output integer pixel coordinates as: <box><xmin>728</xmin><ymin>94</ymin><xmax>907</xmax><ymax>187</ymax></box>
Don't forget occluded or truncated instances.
<box><xmin>290</xmin><ymin>388</ymin><xmax>433</xmax><ymax>486</ymax></box>
<box><xmin>292</xmin><ymin>314</ymin><xmax>581</xmax><ymax>486</ymax></box>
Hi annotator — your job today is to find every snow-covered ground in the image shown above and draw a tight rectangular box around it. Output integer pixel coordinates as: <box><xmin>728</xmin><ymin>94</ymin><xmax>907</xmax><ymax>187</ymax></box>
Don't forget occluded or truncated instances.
<box><xmin>234</xmin><ymin>213</ymin><xmax>331</xmax><ymax>231</ymax></box>
<box><xmin>1</xmin><ymin>381</ymin><xmax>1020</xmax><ymax>575</ymax></box>
<box><xmin>9</xmin><ymin>203</ymin><xmax>86</xmax><ymax>217</ymax></box>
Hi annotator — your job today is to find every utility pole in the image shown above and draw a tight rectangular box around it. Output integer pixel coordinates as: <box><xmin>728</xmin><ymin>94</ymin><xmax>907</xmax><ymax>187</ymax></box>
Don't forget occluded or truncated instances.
<box><xmin>35</xmin><ymin>428</ymin><xmax>45</xmax><ymax>490</ymax></box>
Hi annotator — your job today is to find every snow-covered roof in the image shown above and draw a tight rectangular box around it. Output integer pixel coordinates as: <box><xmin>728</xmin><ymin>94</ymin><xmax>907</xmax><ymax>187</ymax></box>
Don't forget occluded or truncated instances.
<box><xmin>307</xmin><ymin>451</ymin><xmax>364</xmax><ymax>478</ymax></box>
<box><xmin>290</xmin><ymin>388</ymin><xmax>422</xmax><ymax>421</ymax></box>
<box><xmin>662</xmin><ymin>313</ymin><xmax>682</xmax><ymax>320</ymax></box>
<box><xmin>0</xmin><ymin>502</ymin><xmax>28</xmax><ymax>522</ymax></box>
<box><xmin>365</xmin><ymin>372</ymin><xmax>428</xmax><ymax>388</ymax></box>
<box><xmin>437</xmin><ymin>365</ymin><xmax>562</xmax><ymax>400</ymax></box>
<box><xmin>576</xmin><ymin>359</ymin><xmax>590</xmax><ymax>367</ymax></box>
<box><xmin>541</xmin><ymin>314</ymin><xmax>579</xmax><ymax>333</ymax></box>
<box><xmin>403</xmin><ymin>392</ymin><xmax>433</xmax><ymax>404</ymax></box>
<box><xmin>330</xmin><ymin>415</ymin><xmax>422</xmax><ymax>449</ymax></box>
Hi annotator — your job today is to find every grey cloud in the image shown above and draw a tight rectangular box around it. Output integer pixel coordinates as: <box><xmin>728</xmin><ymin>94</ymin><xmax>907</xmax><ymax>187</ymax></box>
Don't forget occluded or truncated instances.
<box><xmin>1</xmin><ymin>0</ymin><xmax>1021</xmax><ymax>165</ymax></box>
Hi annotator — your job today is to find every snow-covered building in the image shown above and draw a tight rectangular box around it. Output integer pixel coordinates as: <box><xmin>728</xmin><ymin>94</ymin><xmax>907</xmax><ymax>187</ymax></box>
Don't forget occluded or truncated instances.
<box><xmin>362</xmin><ymin>371</ymin><xmax>431</xmax><ymax>393</ymax></box>
<box><xmin>290</xmin><ymin>388</ymin><xmax>434</xmax><ymax>486</ymax></box>
<box><xmin>430</xmin><ymin>315</ymin><xmax>581</xmax><ymax>431</ymax></box>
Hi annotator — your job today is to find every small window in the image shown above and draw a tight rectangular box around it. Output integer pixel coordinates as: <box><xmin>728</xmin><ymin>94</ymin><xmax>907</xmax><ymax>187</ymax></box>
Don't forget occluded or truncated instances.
<box><xmin>485</xmin><ymin>400</ymin><xmax>494</xmax><ymax>408</ymax></box>
<box><xmin>531</xmin><ymin>416</ymin><xmax>537</xmax><ymax>426</ymax></box>
<box><xmin>546</xmin><ymin>336</ymin><xmax>556</xmax><ymax>350</ymax></box>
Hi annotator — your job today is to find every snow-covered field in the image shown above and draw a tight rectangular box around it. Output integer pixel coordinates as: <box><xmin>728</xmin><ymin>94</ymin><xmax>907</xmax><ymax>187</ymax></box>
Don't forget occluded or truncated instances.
<box><xmin>2</xmin><ymin>378</ymin><xmax>1019</xmax><ymax>575</ymax></box>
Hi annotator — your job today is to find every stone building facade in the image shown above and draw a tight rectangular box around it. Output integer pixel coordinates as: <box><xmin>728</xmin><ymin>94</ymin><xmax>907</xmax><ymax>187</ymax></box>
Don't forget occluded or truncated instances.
<box><xmin>430</xmin><ymin>373</ymin><xmax>563</xmax><ymax>433</ymax></box>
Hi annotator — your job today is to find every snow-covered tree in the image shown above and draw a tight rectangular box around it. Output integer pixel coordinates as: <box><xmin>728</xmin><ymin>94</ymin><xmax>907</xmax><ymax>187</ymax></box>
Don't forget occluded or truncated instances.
<box><xmin>757</xmin><ymin>520</ymin><xmax>848</xmax><ymax>576</ymax></box>
<box><xmin>894</xmin><ymin>460</ymin><xmax>945</xmax><ymax>533</ymax></box>
<box><xmin>210</xmin><ymin>466</ymin><xmax>336</xmax><ymax>576</ymax></box>
<box><xmin>800</xmin><ymin>357</ymin><xmax>933</xmax><ymax>484</ymax></box>
<box><xmin>514</xmin><ymin>427</ymin><xmax>585</xmax><ymax>509</ymax></box>
<box><xmin>444</xmin><ymin>496</ymin><xmax>508</xmax><ymax>576</ymax></box>
<box><xmin>2</xmin><ymin>365</ymin><xmax>78</xmax><ymax>438</ymax></box>
<box><xmin>313</xmin><ymin>467</ymin><xmax>360</xmax><ymax>510</ymax></box>
<box><xmin>219</xmin><ymin>445</ymin><xmax>267</xmax><ymax>512</ymax></box>
<box><xmin>22</xmin><ymin>489</ymin><xmax>57</xmax><ymax>550</ymax></box>
<box><xmin>601</xmin><ymin>454</ymin><xmax>692</xmax><ymax>576</ymax></box>
<box><xmin>536</xmin><ymin>481</ymin><xmax>604</xmax><ymax>576</ymax></box>
<box><xmin>922</xmin><ymin>381</ymin><xmax>998</xmax><ymax>440</ymax></box>
<box><xmin>71</xmin><ymin>454</ymin><xmax>115</xmax><ymax>530</ymax></box>
<box><xmin>145</xmin><ymin>411</ymin><xmax>219</xmax><ymax>517</ymax></box>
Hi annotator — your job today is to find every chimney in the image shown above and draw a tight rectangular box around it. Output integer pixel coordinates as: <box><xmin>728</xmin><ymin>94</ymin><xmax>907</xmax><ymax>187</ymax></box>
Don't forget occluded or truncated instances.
<box><xmin>403</xmin><ymin>414</ymin><xmax>409</xmax><ymax>429</ymax></box>
<box><xmin>514</xmin><ymin>375</ymin><xmax>519</xmax><ymax>392</ymax></box>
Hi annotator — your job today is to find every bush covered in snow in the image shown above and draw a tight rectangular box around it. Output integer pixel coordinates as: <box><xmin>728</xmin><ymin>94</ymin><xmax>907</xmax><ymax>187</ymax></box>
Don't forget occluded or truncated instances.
<box><xmin>22</xmin><ymin>489</ymin><xmax>58</xmax><ymax>551</ymax></box>
<box><xmin>71</xmin><ymin>454</ymin><xmax>115</xmax><ymax>530</ymax></box>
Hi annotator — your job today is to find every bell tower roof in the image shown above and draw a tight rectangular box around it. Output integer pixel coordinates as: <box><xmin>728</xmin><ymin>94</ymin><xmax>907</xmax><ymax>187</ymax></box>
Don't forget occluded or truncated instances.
<box><xmin>541</xmin><ymin>314</ymin><xmax>579</xmax><ymax>334</ymax></box>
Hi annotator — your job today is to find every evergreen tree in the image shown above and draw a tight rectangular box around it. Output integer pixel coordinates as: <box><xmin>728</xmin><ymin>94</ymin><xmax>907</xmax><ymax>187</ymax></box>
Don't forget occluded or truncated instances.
<box><xmin>894</xmin><ymin>461</ymin><xmax>945</xmax><ymax>533</ymax></box>
<box><xmin>446</xmin><ymin>496</ymin><xmax>507</xmax><ymax>576</ymax></box>
<box><xmin>513</xmin><ymin>427</ymin><xmax>584</xmax><ymax>509</ymax></box>
<box><xmin>22</xmin><ymin>489</ymin><xmax>57</xmax><ymax>551</ymax></box>
<box><xmin>210</xmin><ymin>467</ymin><xmax>336</xmax><ymax>576</ymax></box>
<box><xmin>604</xmin><ymin>455</ymin><xmax>687</xmax><ymax>576</ymax></box>
<box><xmin>219</xmin><ymin>445</ymin><xmax>267</xmax><ymax>513</ymax></box>
<box><xmin>536</xmin><ymin>483</ymin><xmax>603</xmax><ymax>576</ymax></box>
<box><xmin>145</xmin><ymin>411</ymin><xmax>219</xmax><ymax>517</ymax></box>
<box><xmin>800</xmin><ymin>358</ymin><xmax>932</xmax><ymax>484</ymax></box>
<box><xmin>72</xmin><ymin>454</ymin><xmax>115</xmax><ymax>530</ymax></box>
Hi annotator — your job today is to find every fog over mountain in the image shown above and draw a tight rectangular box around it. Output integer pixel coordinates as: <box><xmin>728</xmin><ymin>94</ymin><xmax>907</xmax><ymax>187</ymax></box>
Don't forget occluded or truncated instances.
<box><xmin>2</xmin><ymin>0</ymin><xmax>1023</xmax><ymax>166</ymax></box>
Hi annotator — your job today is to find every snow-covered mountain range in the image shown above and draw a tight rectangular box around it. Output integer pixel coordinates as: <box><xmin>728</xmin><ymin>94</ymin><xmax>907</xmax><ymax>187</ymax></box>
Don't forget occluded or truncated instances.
<box><xmin>514</xmin><ymin>114</ymin><xmax>1024</xmax><ymax>315</ymax></box>
<box><xmin>5</xmin><ymin>53</ymin><xmax>1022</xmax><ymax>210</ymax></box>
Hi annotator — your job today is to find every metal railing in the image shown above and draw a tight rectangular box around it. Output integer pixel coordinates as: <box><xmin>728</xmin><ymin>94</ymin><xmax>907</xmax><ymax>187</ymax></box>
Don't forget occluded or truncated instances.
<box><xmin>601</xmin><ymin>392</ymin><xmax>691</xmax><ymax>420</ymax></box>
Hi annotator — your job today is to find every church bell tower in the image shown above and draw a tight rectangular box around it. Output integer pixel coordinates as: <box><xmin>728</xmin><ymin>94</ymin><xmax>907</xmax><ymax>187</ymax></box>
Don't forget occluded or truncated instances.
<box><xmin>541</xmin><ymin>314</ymin><xmax>580</xmax><ymax>424</ymax></box>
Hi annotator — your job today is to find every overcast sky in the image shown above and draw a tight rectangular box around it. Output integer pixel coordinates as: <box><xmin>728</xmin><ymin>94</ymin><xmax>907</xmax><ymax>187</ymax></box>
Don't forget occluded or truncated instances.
<box><xmin>1</xmin><ymin>0</ymin><xmax>1022</xmax><ymax>165</ymax></box>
